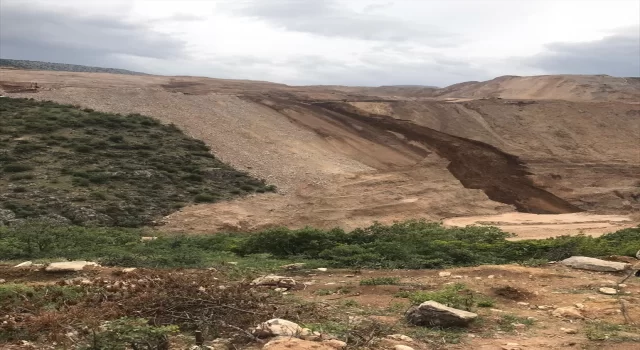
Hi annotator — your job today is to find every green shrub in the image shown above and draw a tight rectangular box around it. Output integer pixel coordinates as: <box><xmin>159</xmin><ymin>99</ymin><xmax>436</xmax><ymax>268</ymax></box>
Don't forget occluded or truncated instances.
<box><xmin>81</xmin><ymin>317</ymin><xmax>178</xmax><ymax>350</ymax></box>
<box><xmin>3</xmin><ymin>163</ymin><xmax>34</xmax><ymax>173</ymax></box>
<box><xmin>194</xmin><ymin>193</ymin><xmax>216</xmax><ymax>203</ymax></box>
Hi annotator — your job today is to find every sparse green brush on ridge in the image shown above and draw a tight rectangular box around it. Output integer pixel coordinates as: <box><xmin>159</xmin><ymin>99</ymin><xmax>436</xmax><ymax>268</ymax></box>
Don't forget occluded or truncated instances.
<box><xmin>0</xmin><ymin>98</ymin><xmax>275</xmax><ymax>227</ymax></box>
<box><xmin>1</xmin><ymin>219</ymin><xmax>638</xmax><ymax>269</ymax></box>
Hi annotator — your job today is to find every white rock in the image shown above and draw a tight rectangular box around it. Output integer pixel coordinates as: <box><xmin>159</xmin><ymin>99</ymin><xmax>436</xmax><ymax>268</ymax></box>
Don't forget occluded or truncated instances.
<box><xmin>560</xmin><ymin>256</ymin><xmax>630</xmax><ymax>272</ymax></box>
<box><xmin>0</xmin><ymin>279</ymin><xmax>5</xmax><ymax>284</ymax></box>
<box><xmin>14</xmin><ymin>261</ymin><xmax>33</xmax><ymax>268</ymax></box>
<box><xmin>317</xmin><ymin>268</ymin><xmax>328</xmax><ymax>272</ymax></box>
<box><xmin>122</xmin><ymin>268</ymin><xmax>137</xmax><ymax>273</ymax></box>
<box><xmin>488</xmin><ymin>275</ymin><xmax>495</xmax><ymax>279</ymax></box>
<box><xmin>599</xmin><ymin>287</ymin><xmax>617</xmax><ymax>295</ymax></box>
<box><xmin>490</xmin><ymin>309</ymin><xmax>506</xmax><ymax>313</ymax></box>
<box><xmin>45</xmin><ymin>261</ymin><xmax>99</xmax><ymax>272</ymax></box>
<box><xmin>280</xmin><ymin>263</ymin><xmax>306</xmax><ymax>271</ymax></box>
<box><xmin>517</xmin><ymin>302</ymin><xmax>530</xmax><ymax>306</ymax></box>
<box><xmin>386</xmin><ymin>334</ymin><xmax>414</xmax><ymax>342</ymax></box>
<box><xmin>438</xmin><ymin>271</ymin><xmax>451</xmax><ymax>277</ymax></box>
<box><xmin>561</xmin><ymin>327</ymin><xmax>578</xmax><ymax>334</ymax></box>
<box><xmin>452</xmin><ymin>275</ymin><xmax>464</xmax><ymax>279</ymax></box>
<box><xmin>394</xmin><ymin>345</ymin><xmax>415</xmax><ymax>350</ymax></box>
<box><xmin>405</xmin><ymin>300</ymin><xmax>477</xmax><ymax>327</ymax></box>
<box><xmin>636</xmin><ymin>250</ymin><xmax>640</xmax><ymax>259</ymax></box>
<box><xmin>251</xmin><ymin>275</ymin><xmax>297</xmax><ymax>288</ymax></box>
<box><xmin>575</xmin><ymin>303</ymin><xmax>585</xmax><ymax>310</ymax></box>
<box><xmin>254</xmin><ymin>318</ymin><xmax>303</xmax><ymax>337</ymax></box>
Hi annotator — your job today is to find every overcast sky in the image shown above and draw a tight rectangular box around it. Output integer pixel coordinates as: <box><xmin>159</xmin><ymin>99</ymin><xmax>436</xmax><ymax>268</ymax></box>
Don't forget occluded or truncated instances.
<box><xmin>1</xmin><ymin>0</ymin><xmax>638</xmax><ymax>87</ymax></box>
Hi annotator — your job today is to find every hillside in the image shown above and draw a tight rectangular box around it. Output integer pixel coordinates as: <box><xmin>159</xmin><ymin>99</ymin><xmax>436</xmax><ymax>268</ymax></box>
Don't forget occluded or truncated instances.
<box><xmin>0</xmin><ymin>69</ymin><xmax>638</xmax><ymax>236</ymax></box>
<box><xmin>0</xmin><ymin>59</ymin><xmax>146</xmax><ymax>75</ymax></box>
<box><xmin>0</xmin><ymin>98</ymin><xmax>273</xmax><ymax>227</ymax></box>
<box><xmin>435</xmin><ymin>75</ymin><xmax>640</xmax><ymax>102</ymax></box>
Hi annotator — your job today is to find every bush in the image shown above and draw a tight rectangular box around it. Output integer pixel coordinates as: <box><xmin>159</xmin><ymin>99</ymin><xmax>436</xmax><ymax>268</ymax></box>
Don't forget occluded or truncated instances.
<box><xmin>3</xmin><ymin>163</ymin><xmax>34</xmax><ymax>173</ymax></box>
<box><xmin>82</xmin><ymin>317</ymin><xmax>178</xmax><ymax>350</ymax></box>
<box><xmin>194</xmin><ymin>193</ymin><xmax>216</xmax><ymax>203</ymax></box>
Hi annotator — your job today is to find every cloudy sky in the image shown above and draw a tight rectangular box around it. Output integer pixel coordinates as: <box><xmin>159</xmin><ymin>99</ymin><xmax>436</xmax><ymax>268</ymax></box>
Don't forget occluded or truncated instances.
<box><xmin>1</xmin><ymin>0</ymin><xmax>638</xmax><ymax>87</ymax></box>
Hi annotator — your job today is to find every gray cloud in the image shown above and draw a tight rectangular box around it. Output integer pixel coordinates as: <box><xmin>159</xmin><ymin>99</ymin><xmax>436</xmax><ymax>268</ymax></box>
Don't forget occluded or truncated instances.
<box><xmin>526</xmin><ymin>26</ymin><xmax>640</xmax><ymax>77</ymax></box>
<box><xmin>0</xmin><ymin>3</ymin><xmax>187</xmax><ymax>67</ymax></box>
<box><xmin>227</xmin><ymin>0</ymin><xmax>459</xmax><ymax>46</ymax></box>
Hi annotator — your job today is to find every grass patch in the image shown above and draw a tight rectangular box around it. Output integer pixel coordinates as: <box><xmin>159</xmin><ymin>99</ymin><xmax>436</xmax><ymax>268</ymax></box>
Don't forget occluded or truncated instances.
<box><xmin>0</xmin><ymin>98</ymin><xmax>275</xmax><ymax>227</ymax></box>
<box><xmin>585</xmin><ymin>321</ymin><xmax>640</xmax><ymax>342</ymax></box>
<box><xmin>359</xmin><ymin>277</ymin><xmax>400</xmax><ymax>286</ymax></box>
<box><xmin>496</xmin><ymin>314</ymin><xmax>535</xmax><ymax>332</ymax></box>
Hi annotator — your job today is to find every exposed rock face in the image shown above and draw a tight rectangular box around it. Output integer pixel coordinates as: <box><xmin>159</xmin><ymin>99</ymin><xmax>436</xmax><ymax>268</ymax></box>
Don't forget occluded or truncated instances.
<box><xmin>44</xmin><ymin>261</ymin><xmax>99</xmax><ymax>272</ymax></box>
<box><xmin>560</xmin><ymin>256</ymin><xmax>631</xmax><ymax>272</ymax></box>
<box><xmin>405</xmin><ymin>300</ymin><xmax>477</xmax><ymax>327</ymax></box>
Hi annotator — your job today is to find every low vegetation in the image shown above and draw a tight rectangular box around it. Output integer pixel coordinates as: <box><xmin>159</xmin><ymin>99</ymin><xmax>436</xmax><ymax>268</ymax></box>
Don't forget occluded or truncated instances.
<box><xmin>1</xmin><ymin>220</ymin><xmax>638</xmax><ymax>269</ymax></box>
<box><xmin>0</xmin><ymin>98</ymin><xmax>274</xmax><ymax>227</ymax></box>
<box><xmin>401</xmin><ymin>283</ymin><xmax>495</xmax><ymax>310</ymax></box>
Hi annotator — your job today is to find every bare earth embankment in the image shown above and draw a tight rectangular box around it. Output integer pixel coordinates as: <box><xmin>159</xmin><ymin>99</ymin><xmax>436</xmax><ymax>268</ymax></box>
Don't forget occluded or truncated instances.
<box><xmin>1</xmin><ymin>69</ymin><xmax>639</xmax><ymax>237</ymax></box>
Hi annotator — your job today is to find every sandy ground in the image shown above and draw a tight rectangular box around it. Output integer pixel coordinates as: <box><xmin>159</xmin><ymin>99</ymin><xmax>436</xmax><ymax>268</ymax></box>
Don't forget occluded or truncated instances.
<box><xmin>443</xmin><ymin>213</ymin><xmax>636</xmax><ymax>239</ymax></box>
<box><xmin>1</xmin><ymin>69</ymin><xmax>639</xmax><ymax>237</ymax></box>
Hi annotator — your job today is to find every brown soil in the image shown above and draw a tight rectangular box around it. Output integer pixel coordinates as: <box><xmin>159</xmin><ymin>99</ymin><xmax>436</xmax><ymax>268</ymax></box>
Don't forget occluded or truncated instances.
<box><xmin>1</xmin><ymin>69</ymin><xmax>638</xmax><ymax>236</ymax></box>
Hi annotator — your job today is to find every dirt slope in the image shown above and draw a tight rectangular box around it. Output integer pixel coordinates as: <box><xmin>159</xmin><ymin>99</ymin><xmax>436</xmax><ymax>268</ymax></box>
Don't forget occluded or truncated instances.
<box><xmin>1</xmin><ymin>69</ymin><xmax>638</xmax><ymax>236</ymax></box>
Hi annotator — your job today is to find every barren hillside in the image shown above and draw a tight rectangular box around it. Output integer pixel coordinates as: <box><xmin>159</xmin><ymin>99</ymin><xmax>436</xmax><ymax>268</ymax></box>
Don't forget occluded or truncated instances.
<box><xmin>1</xmin><ymin>69</ymin><xmax>638</xmax><ymax>235</ymax></box>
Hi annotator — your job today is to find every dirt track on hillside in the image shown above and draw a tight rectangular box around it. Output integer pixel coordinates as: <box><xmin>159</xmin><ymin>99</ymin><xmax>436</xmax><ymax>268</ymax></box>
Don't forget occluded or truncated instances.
<box><xmin>1</xmin><ymin>69</ymin><xmax>638</xmax><ymax>236</ymax></box>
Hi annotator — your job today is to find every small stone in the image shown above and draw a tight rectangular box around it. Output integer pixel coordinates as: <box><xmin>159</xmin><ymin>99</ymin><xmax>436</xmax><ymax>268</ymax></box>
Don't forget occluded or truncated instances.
<box><xmin>253</xmin><ymin>318</ymin><xmax>303</xmax><ymax>337</ymax></box>
<box><xmin>317</xmin><ymin>268</ymin><xmax>328</xmax><ymax>272</ymax></box>
<box><xmin>323</xmin><ymin>339</ymin><xmax>347</xmax><ymax>349</ymax></box>
<box><xmin>45</xmin><ymin>261</ymin><xmax>99</xmax><ymax>272</ymax></box>
<box><xmin>280</xmin><ymin>263</ymin><xmax>305</xmax><ymax>271</ymax></box>
<box><xmin>394</xmin><ymin>346</ymin><xmax>415</xmax><ymax>350</ymax></box>
<box><xmin>274</xmin><ymin>288</ymin><xmax>287</xmax><ymax>292</ymax></box>
<box><xmin>488</xmin><ymin>275</ymin><xmax>495</xmax><ymax>279</ymax></box>
<box><xmin>501</xmin><ymin>343</ymin><xmax>521</xmax><ymax>350</ymax></box>
<box><xmin>599</xmin><ymin>287</ymin><xmax>617</xmax><ymax>295</ymax></box>
<box><xmin>386</xmin><ymin>334</ymin><xmax>414</xmax><ymax>342</ymax></box>
<box><xmin>512</xmin><ymin>323</ymin><xmax>526</xmax><ymax>329</ymax></box>
<box><xmin>122</xmin><ymin>268</ymin><xmax>136</xmax><ymax>273</ymax></box>
<box><xmin>561</xmin><ymin>327</ymin><xmax>578</xmax><ymax>334</ymax></box>
<box><xmin>227</xmin><ymin>262</ymin><xmax>238</xmax><ymax>265</ymax></box>
<box><xmin>574</xmin><ymin>303</ymin><xmax>585</xmax><ymax>310</ymax></box>
<box><xmin>517</xmin><ymin>302</ymin><xmax>530</xmax><ymax>306</ymax></box>
<box><xmin>618</xmin><ymin>284</ymin><xmax>627</xmax><ymax>288</ymax></box>
<box><xmin>491</xmin><ymin>309</ymin><xmax>506</xmax><ymax>313</ymax></box>
<box><xmin>452</xmin><ymin>275</ymin><xmax>464</xmax><ymax>279</ymax></box>
<box><xmin>439</xmin><ymin>271</ymin><xmax>451</xmax><ymax>277</ymax></box>
<box><xmin>0</xmin><ymin>279</ymin><xmax>5</xmax><ymax>284</ymax></box>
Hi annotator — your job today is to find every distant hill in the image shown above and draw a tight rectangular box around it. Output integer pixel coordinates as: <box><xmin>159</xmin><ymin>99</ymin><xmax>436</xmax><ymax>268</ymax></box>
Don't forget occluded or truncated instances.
<box><xmin>435</xmin><ymin>75</ymin><xmax>640</xmax><ymax>102</ymax></box>
<box><xmin>0</xmin><ymin>59</ymin><xmax>147</xmax><ymax>76</ymax></box>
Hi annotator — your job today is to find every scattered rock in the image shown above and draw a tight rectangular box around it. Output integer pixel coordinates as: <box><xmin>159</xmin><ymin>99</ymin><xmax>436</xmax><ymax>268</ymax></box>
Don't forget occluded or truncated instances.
<box><xmin>552</xmin><ymin>306</ymin><xmax>584</xmax><ymax>319</ymax></box>
<box><xmin>317</xmin><ymin>268</ymin><xmax>328</xmax><ymax>272</ymax></box>
<box><xmin>405</xmin><ymin>300</ymin><xmax>477</xmax><ymax>327</ymax></box>
<box><xmin>394</xmin><ymin>345</ymin><xmax>415</xmax><ymax>350</ymax></box>
<box><xmin>14</xmin><ymin>261</ymin><xmax>33</xmax><ymax>268</ymax></box>
<box><xmin>322</xmin><ymin>339</ymin><xmax>347</xmax><ymax>349</ymax></box>
<box><xmin>253</xmin><ymin>318</ymin><xmax>304</xmax><ymax>338</ymax></box>
<box><xmin>251</xmin><ymin>275</ymin><xmax>297</xmax><ymax>289</ymax></box>
<box><xmin>599</xmin><ymin>287</ymin><xmax>618</xmax><ymax>295</ymax></box>
<box><xmin>438</xmin><ymin>271</ymin><xmax>451</xmax><ymax>277</ymax></box>
<box><xmin>264</xmin><ymin>337</ymin><xmax>333</xmax><ymax>350</ymax></box>
<box><xmin>561</xmin><ymin>327</ymin><xmax>578</xmax><ymax>334</ymax></box>
<box><xmin>386</xmin><ymin>334</ymin><xmax>414</xmax><ymax>342</ymax></box>
<box><xmin>560</xmin><ymin>256</ymin><xmax>630</xmax><ymax>272</ymax></box>
<box><xmin>45</xmin><ymin>261</ymin><xmax>99</xmax><ymax>272</ymax></box>
<box><xmin>280</xmin><ymin>263</ymin><xmax>306</xmax><ymax>271</ymax></box>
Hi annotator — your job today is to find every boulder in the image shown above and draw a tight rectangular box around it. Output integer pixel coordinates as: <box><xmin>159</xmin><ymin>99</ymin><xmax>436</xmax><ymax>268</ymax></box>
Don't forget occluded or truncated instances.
<box><xmin>253</xmin><ymin>318</ymin><xmax>304</xmax><ymax>338</ymax></box>
<box><xmin>636</xmin><ymin>250</ymin><xmax>640</xmax><ymax>260</ymax></box>
<box><xmin>14</xmin><ymin>261</ymin><xmax>33</xmax><ymax>268</ymax></box>
<box><xmin>0</xmin><ymin>279</ymin><xmax>5</xmax><ymax>284</ymax></box>
<box><xmin>560</xmin><ymin>256</ymin><xmax>630</xmax><ymax>272</ymax></box>
<box><xmin>405</xmin><ymin>301</ymin><xmax>477</xmax><ymax>327</ymax></box>
<box><xmin>438</xmin><ymin>272</ymin><xmax>451</xmax><ymax>277</ymax></box>
<box><xmin>264</xmin><ymin>337</ymin><xmax>333</xmax><ymax>350</ymax></box>
<box><xmin>251</xmin><ymin>275</ymin><xmax>297</xmax><ymax>289</ymax></box>
<box><xmin>45</xmin><ymin>261</ymin><xmax>99</xmax><ymax>272</ymax></box>
<box><xmin>551</xmin><ymin>306</ymin><xmax>584</xmax><ymax>319</ymax></box>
